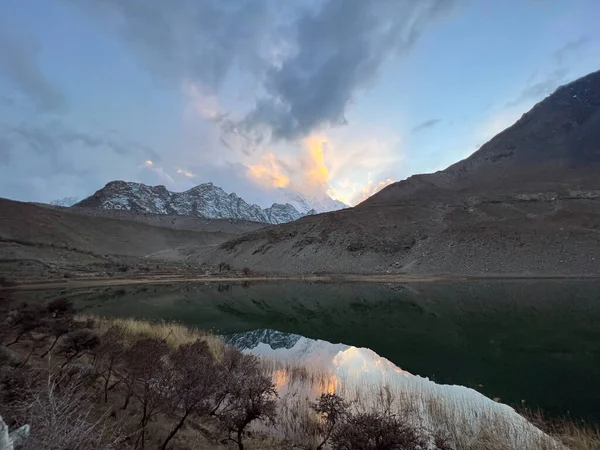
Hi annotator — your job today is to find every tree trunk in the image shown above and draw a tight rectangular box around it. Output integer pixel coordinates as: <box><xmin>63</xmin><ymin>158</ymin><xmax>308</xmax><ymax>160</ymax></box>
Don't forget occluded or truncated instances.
<box><xmin>41</xmin><ymin>335</ymin><xmax>60</xmax><ymax>358</ymax></box>
<box><xmin>236</xmin><ymin>429</ymin><xmax>244</xmax><ymax>450</ymax></box>
<box><xmin>5</xmin><ymin>333</ymin><xmax>24</xmax><ymax>347</ymax></box>
<box><xmin>103</xmin><ymin>360</ymin><xmax>113</xmax><ymax>403</ymax></box>
<box><xmin>122</xmin><ymin>390</ymin><xmax>132</xmax><ymax>410</ymax></box>
<box><xmin>160</xmin><ymin>411</ymin><xmax>189</xmax><ymax>450</ymax></box>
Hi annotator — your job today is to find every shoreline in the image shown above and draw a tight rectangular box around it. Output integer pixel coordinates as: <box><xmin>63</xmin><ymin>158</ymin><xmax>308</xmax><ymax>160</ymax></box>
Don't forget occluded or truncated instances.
<box><xmin>3</xmin><ymin>272</ymin><xmax>600</xmax><ymax>291</ymax></box>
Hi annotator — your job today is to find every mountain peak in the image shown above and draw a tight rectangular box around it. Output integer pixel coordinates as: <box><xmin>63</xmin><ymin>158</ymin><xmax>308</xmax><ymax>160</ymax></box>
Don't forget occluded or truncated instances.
<box><xmin>74</xmin><ymin>181</ymin><xmax>322</xmax><ymax>224</ymax></box>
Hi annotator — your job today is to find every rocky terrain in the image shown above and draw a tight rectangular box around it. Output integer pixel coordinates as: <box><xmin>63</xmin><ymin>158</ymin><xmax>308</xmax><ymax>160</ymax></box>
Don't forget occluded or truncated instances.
<box><xmin>75</xmin><ymin>181</ymin><xmax>322</xmax><ymax>224</ymax></box>
<box><xmin>210</xmin><ymin>70</ymin><xmax>600</xmax><ymax>276</ymax></box>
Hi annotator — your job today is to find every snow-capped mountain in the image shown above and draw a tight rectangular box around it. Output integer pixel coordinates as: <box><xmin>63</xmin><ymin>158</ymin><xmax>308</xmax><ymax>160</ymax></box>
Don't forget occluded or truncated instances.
<box><xmin>275</xmin><ymin>188</ymin><xmax>347</xmax><ymax>214</ymax></box>
<box><xmin>49</xmin><ymin>196</ymin><xmax>80</xmax><ymax>207</ymax></box>
<box><xmin>74</xmin><ymin>181</ymin><xmax>309</xmax><ymax>224</ymax></box>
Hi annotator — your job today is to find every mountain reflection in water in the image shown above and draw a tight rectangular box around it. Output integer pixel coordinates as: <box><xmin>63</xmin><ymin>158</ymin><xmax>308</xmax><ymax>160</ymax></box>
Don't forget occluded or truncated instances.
<box><xmin>225</xmin><ymin>328</ymin><xmax>550</xmax><ymax>448</ymax></box>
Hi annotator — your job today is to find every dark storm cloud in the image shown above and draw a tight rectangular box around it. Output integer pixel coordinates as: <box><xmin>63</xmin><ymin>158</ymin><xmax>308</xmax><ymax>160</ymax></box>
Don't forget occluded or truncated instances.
<box><xmin>236</xmin><ymin>0</ymin><xmax>456</xmax><ymax>142</ymax></box>
<box><xmin>71</xmin><ymin>0</ymin><xmax>455</xmax><ymax>146</ymax></box>
<box><xmin>0</xmin><ymin>23</ymin><xmax>66</xmax><ymax>112</ymax></box>
<box><xmin>411</xmin><ymin>118</ymin><xmax>442</xmax><ymax>134</ymax></box>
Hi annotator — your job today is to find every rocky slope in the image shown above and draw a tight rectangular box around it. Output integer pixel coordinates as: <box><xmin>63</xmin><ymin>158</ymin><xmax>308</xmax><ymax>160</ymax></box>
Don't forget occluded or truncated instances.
<box><xmin>75</xmin><ymin>181</ymin><xmax>318</xmax><ymax>225</ymax></box>
<box><xmin>210</xmin><ymin>70</ymin><xmax>600</xmax><ymax>275</ymax></box>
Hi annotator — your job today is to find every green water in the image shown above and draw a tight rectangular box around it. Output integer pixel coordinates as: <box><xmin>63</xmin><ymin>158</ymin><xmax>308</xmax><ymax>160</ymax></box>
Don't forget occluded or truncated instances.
<box><xmin>21</xmin><ymin>279</ymin><xmax>600</xmax><ymax>421</ymax></box>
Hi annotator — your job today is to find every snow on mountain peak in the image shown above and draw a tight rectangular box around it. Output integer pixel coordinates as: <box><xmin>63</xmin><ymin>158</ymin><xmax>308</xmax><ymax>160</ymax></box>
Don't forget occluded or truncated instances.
<box><xmin>49</xmin><ymin>196</ymin><xmax>81</xmax><ymax>207</ymax></box>
<box><xmin>74</xmin><ymin>180</ymin><xmax>332</xmax><ymax>224</ymax></box>
<box><xmin>275</xmin><ymin>187</ymin><xmax>348</xmax><ymax>214</ymax></box>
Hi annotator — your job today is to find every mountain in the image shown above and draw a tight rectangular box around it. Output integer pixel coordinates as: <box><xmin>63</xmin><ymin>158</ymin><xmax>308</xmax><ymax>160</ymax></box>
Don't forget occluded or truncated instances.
<box><xmin>49</xmin><ymin>196</ymin><xmax>80</xmax><ymax>207</ymax></box>
<box><xmin>211</xmin><ymin>70</ymin><xmax>600</xmax><ymax>276</ymax></box>
<box><xmin>75</xmin><ymin>181</ymin><xmax>308</xmax><ymax>224</ymax></box>
<box><xmin>275</xmin><ymin>188</ymin><xmax>347</xmax><ymax>214</ymax></box>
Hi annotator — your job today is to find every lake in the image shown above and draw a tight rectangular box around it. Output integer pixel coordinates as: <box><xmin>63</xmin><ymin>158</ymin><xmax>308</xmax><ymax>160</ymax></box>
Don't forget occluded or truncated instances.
<box><xmin>17</xmin><ymin>279</ymin><xmax>600</xmax><ymax>422</ymax></box>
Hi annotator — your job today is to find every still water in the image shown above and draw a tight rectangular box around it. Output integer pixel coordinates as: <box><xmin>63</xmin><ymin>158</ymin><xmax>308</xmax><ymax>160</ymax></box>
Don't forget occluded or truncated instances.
<box><xmin>21</xmin><ymin>279</ymin><xmax>600</xmax><ymax>421</ymax></box>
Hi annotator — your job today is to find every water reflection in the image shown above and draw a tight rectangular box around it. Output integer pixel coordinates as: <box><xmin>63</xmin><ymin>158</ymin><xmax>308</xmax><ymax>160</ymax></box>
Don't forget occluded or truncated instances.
<box><xmin>24</xmin><ymin>278</ymin><xmax>600</xmax><ymax>421</ymax></box>
<box><xmin>229</xmin><ymin>328</ymin><xmax>551</xmax><ymax>448</ymax></box>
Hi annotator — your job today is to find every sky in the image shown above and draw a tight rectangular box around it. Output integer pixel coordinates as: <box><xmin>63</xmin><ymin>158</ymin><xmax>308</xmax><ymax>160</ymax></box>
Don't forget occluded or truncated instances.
<box><xmin>0</xmin><ymin>0</ymin><xmax>598</xmax><ymax>207</ymax></box>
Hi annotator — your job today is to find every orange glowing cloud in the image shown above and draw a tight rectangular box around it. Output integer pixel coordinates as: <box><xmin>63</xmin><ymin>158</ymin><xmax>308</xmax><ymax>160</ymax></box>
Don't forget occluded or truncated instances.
<box><xmin>303</xmin><ymin>135</ymin><xmax>331</xmax><ymax>191</ymax></box>
<box><xmin>248</xmin><ymin>153</ymin><xmax>291</xmax><ymax>188</ymax></box>
<box><xmin>358</xmin><ymin>178</ymin><xmax>394</xmax><ymax>203</ymax></box>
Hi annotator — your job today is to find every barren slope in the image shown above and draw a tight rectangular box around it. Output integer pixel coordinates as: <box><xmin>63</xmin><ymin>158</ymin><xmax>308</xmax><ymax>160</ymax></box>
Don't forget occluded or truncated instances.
<box><xmin>0</xmin><ymin>198</ymin><xmax>254</xmax><ymax>278</ymax></box>
<box><xmin>210</xmin><ymin>70</ymin><xmax>600</xmax><ymax>276</ymax></box>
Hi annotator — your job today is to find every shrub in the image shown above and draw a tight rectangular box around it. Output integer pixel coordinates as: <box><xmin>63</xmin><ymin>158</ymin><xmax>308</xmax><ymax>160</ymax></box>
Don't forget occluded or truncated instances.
<box><xmin>330</xmin><ymin>411</ymin><xmax>426</xmax><ymax>450</ymax></box>
<box><xmin>241</xmin><ymin>267</ymin><xmax>252</xmax><ymax>276</ymax></box>
<box><xmin>15</xmin><ymin>371</ymin><xmax>122</xmax><ymax>450</ymax></box>
<box><xmin>218</xmin><ymin>262</ymin><xmax>232</xmax><ymax>273</ymax></box>
<box><xmin>57</xmin><ymin>330</ymin><xmax>100</xmax><ymax>366</ymax></box>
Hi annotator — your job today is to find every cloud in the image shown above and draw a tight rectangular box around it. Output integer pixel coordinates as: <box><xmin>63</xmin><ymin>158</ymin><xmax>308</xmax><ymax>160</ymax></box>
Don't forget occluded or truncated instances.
<box><xmin>0</xmin><ymin>137</ymin><xmax>11</xmax><ymax>164</ymax></box>
<box><xmin>232</xmin><ymin>0</ymin><xmax>456</xmax><ymax>142</ymax></box>
<box><xmin>411</xmin><ymin>118</ymin><xmax>442</xmax><ymax>134</ymax></box>
<box><xmin>505</xmin><ymin>35</ymin><xmax>590</xmax><ymax>108</ymax></box>
<box><xmin>73</xmin><ymin>0</ymin><xmax>454</xmax><ymax>147</ymax></box>
<box><xmin>505</xmin><ymin>67</ymin><xmax>568</xmax><ymax>108</ymax></box>
<box><xmin>553</xmin><ymin>35</ymin><xmax>590</xmax><ymax>65</ymax></box>
<box><xmin>139</xmin><ymin>160</ymin><xmax>175</xmax><ymax>185</ymax></box>
<box><xmin>248</xmin><ymin>153</ymin><xmax>291</xmax><ymax>189</ymax></box>
<box><xmin>0</xmin><ymin>121</ymin><xmax>162</xmax><ymax>201</ymax></box>
<box><xmin>71</xmin><ymin>0</ymin><xmax>276</xmax><ymax>91</ymax></box>
<box><xmin>328</xmin><ymin>175</ymin><xmax>395</xmax><ymax>205</ymax></box>
<box><xmin>0</xmin><ymin>22</ymin><xmax>66</xmax><ymax>112</ymax></box>
<box><xmin>176</xmin><ymin>168</ymin><xmax>195</xmax><ymax>178</ymax></box>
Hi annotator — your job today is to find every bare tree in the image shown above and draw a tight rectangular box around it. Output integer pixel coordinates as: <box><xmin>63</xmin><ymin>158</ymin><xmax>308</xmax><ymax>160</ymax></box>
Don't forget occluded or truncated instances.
<box><xmin>311</xmin><ymin>393</ymin><xmax>350</xmax><ymax>450</ymax></box>
<box><xmin>95</xmin><ymin>326</ymin><xmax>125</xmax><ymax>403</ymax></box>
<box><xmin>158</xmin><ymin>339</ymin><xmax>219</xmax><ymax>450</ymax></box>
<box><xmin>215</xmin><ymin>353</ymin><xmax>277</xmax><ymax>450</ymax></box>
<box><xmin>124</xmin><ymin>337</ymin><xmax>169</xmax><ymax>449</ymax></box>
<box><xmin>57</xmin><ymin>329</ymin><xmax>100</xmax><ymax>367</ymax></box>
<box><xmin>4</xmin><ymin>304</ymin><xmax>45</xmax><ymax>347</ymax></box>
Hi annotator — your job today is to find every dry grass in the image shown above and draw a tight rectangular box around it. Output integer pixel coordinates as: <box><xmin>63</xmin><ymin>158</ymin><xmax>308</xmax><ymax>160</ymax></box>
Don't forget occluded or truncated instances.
<box><xmin>524</xmin><ymin>410</ymin><xmax>600</xmax><ymax>450</ymax></box>
<box><xmin>79</xmin><ymin>315</ymin><xmax>224</xmax><ymax>357</ymax></box>
<box><xmin>553</xmin><ymin>421</ymin><xmax>600</xmax><ymax>450</ymax></box>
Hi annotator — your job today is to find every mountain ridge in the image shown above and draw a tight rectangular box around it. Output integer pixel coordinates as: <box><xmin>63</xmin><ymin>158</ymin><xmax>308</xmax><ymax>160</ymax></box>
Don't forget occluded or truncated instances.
<box><xmin>74</xmin><ymin>180</ymin><xmax>338</xmax><ymax>224</ymax></box>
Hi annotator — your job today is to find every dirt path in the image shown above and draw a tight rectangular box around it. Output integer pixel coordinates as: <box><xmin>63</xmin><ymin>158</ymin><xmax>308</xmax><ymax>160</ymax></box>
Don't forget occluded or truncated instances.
<box><xmin>3</xmin><ymin>273</ymin><xmax>600</xmax><ymax>292</ymax></box>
